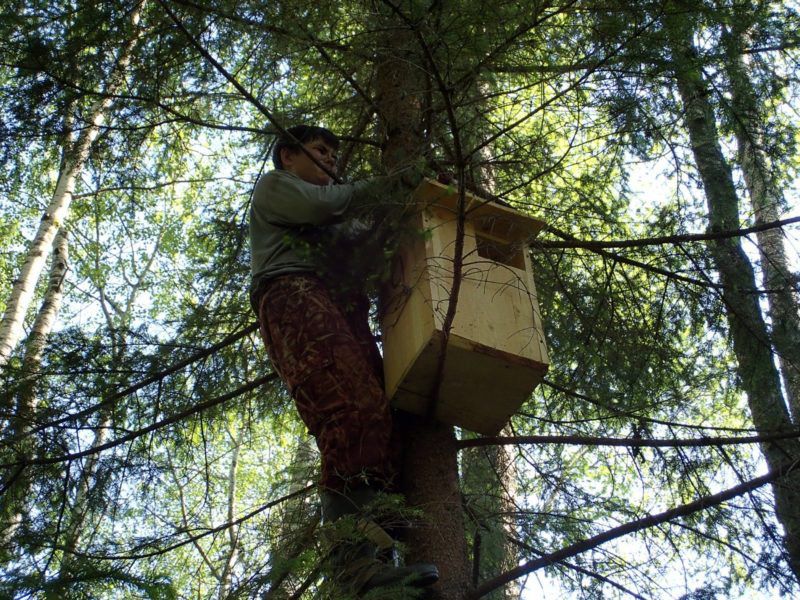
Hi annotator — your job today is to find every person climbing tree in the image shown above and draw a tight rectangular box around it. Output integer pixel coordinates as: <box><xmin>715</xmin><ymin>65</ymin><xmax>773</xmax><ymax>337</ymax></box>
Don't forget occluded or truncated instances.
<box><xmin>248</xmin><ymin>125</ymin><xmax>438</xmax><ymax>595</ymax></box>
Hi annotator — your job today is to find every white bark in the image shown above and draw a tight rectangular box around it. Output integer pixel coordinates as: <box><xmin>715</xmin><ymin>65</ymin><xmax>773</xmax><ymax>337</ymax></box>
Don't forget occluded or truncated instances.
<box><xmin>0</xmin><ymin>1</ymin><xmax>146</xmax><ymax>368</ymax></box>
<box><xmin>21</xmin><ymin>229</ymin><xmax>70</xmax><ymax>380</ymax></box>
<box><xmin>219</xmin><ymin>423</ymin><xmax>244</xmax><ymax>600</ymax></box>
<box><xmin>0</xmin><ymin>229</ymin><xmax>69</xmax><ymax>552</ymax></box>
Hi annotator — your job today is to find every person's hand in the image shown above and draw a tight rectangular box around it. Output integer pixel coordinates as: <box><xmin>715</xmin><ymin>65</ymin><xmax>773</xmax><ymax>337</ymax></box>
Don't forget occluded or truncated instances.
<box><xmin>395</xmin><ymin>164</ymin><xmax>424</xmax><ymax>189</ymax></box>
<box><xmin>436</xmin><ymin>172</ymin><xmax>455</xmax><ymax>185</ymax></box>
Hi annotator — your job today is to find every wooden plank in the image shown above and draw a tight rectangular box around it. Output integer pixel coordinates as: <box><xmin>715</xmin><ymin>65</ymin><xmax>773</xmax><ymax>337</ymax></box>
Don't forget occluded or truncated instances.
<box><xmin>413</xmin><ymin>178</ymin><xmax>546</xmax><ymax>241</ymax></box>
<box><xmin>380</xmin><ymin>179</ymin><xmax>550</xmax><ymax>434</ymax></box>
<box><xmin>381</xmin><ymin>219</ymin><xmax>436</xmax><ymax>401</ymax></box>
<box><xmin>390</xmin><ymin>331</ymin><xmax>548</xmax><ymax>435</ymax></box>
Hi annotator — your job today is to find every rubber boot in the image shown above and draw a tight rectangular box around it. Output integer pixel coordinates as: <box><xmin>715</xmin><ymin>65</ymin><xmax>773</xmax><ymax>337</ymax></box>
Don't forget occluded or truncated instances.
<box><xmin>320</xmin><ymin>489</ymin><xmax>439</xmax><ymax>595</ymax></box>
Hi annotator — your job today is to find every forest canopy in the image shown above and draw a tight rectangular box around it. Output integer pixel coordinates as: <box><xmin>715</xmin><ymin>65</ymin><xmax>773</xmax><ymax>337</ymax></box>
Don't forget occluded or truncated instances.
<box><xmin>0</xmin><ymin>0</ymin><xmax>799</xmax><ymax>598</ymax></box>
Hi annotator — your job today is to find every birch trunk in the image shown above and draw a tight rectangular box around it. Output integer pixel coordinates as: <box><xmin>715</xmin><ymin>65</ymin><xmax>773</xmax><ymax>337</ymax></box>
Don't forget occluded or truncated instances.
<box><xmin>0</xmin><ymin>0</ymin><xmax>146</xmax><ymax>368</ymax></box>
<box><xmin>54</xmin><ymin>410</ymin><xmax>113</xmax><ymax>586</ymax></box>
<box><xmin>666</xmin><ymin>9</ymin><xmax>800</xmax><ymax>580</ymax></box>
<box><xmin>0</xmin><ymin>229</ymin><xmax>69</xmax><ymax>555</ymax></box>
<box><xmin>376</xmin><ymin>12</ymin><xmax>472</xmax><ymax>599</ymax></box>
<box><xmin>265</xmin><ymin>437</ymin><xmax>318</xmax><ymax>598</ymax></box>
<box><xmin>219</xmin><ymin>423</ymin><xmax>244</xmax><ymax>600</ymax></box>
<box><xmin>720</xmin><ymin>21</ymin><xmax>800</xmax><ymax>423</ymax></box>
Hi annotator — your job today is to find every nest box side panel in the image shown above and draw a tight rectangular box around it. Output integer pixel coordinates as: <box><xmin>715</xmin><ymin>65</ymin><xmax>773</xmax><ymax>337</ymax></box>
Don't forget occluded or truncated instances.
<box><xmin>521</xmin><ymin>250</ymin><xmax>550</xmax><ymax>366</ymax></box>
<box><xmin>437</xmin><ymin>333</ymin><xmax>549</xmax><ymax>435</ymax></box>
<box><xmin>387</xmin><ymin>330</ymin><xmax>548</xmax><ymax>434</ymax></box>
<box><xmin>381</xmin><ymin>216</ymin><xmax>437</xmax><ymax>407</ymax></box>
<box><xmin>422</xmin><ymin>206</ymin><xmax>548</xmax><ymax>366</ymax></box>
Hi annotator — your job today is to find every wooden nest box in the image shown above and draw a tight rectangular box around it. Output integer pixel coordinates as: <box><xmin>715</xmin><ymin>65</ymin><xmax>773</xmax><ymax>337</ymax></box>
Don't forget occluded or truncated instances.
<box><xmin>381</xmin><ymin>179</ymin><xmax>549</xmax><ymax>435</ymax></box>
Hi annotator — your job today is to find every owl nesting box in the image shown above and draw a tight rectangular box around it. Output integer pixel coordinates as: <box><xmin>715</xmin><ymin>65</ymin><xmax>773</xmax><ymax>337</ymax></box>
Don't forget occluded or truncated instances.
<box><xmin>381</xmin><ymin>179</ymin><xmax>549</xmax><ymax>435</ymax></box>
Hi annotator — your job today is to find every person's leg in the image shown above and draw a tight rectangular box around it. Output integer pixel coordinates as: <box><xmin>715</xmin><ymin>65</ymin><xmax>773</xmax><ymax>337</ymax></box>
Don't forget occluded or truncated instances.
<box><xmin>337</xmin><ymin>290</ymin><xmax>409</xmax><ymax>492</ymax></box>
<box><xmin>257</xmin><ymin>274</ymin><xmax>394</xmax><ymax>491</ymax></box>
<box><xmin>339</xmin><ymin>292</ymin><xmax>384</xmax><ymax>384</ymax></box>
<box><xmin>256</xmin><ymin>274</ymin><xmax>438</xmax><ymax>593</ymax></box>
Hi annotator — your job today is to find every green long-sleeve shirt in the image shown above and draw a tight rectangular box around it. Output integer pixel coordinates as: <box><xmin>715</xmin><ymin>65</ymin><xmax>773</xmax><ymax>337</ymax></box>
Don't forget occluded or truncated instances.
<box><xmin>249</xmin><ymin>169</ymin><xmax>390</xmax><ymax>290</ymax></box>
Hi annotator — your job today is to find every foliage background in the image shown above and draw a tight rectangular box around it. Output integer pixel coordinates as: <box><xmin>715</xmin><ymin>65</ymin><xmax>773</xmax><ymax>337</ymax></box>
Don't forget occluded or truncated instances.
<box><xmin>1</xmin><ymin>0</ymin><xmax>799</xmax><ymax>598</ymax></box>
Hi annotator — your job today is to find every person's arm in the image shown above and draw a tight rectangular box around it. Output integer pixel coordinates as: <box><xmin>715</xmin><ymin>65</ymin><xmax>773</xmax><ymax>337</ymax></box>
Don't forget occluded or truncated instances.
<box><xmin>254</xmin><ymin>170</ymin><xmax>378</xmax><ymax>227</ymax></box>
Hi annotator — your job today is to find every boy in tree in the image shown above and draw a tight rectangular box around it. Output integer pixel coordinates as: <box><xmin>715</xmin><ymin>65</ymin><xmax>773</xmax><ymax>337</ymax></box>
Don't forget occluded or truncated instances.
<box><xmin>249</xmin><ymin>125</ymin><xmax>438</xmax><ymax>594</ymax></box>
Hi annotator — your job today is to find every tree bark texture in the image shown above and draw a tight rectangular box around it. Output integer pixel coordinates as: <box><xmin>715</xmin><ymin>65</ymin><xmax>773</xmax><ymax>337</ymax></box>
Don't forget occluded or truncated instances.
<box><xmin>55</xmin><ymin>412</ymin><xmax>114</xmax><ymax>584</ymax></box>
<box><xmin>0</xmin><ymin>229</ymin><xmax>69</xmax><ymax>557</ymax></box>
<box><xmin>399</xmin><ymin>418</ymin><xmax>473</xmax><ymax>599</ymax></box>
<box><xmin>459</xmin><ymin>97</ymin><xmax>520</xmax><ymax>598</ymax></box>
<box><xmin>462</xmin><ymin>429</ymin><xmax>522</xmax><ymax>600</ymax></box>
<box><xmin>375</xmin><ymin>11</ymin><xmax>472</xmax><ymax>599</ymax></box>
<box><xmin>0</xmin><ymin>0</ymin><xmax>146</xmax><ymax>368</ymax></box>
<box><xmin>721</xmin><ymin>22</ymin><xmax>800</xmax><ymax>424</ymax></box>
<box><xmin>667</xmin><ymin>11</ymin><xmax>800</xmax><ymax>581</ymax></box>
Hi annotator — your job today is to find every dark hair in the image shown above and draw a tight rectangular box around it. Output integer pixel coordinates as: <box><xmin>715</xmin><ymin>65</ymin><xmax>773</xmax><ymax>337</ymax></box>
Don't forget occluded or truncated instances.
<box><xmin>272</xmin><ymin>125</ymin><xmax>340</xmax><ymax>169</ymax></box>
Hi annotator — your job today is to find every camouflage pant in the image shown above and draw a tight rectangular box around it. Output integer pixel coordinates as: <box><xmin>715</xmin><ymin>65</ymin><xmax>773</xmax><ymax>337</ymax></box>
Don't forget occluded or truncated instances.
<box><xmin>254</xmin><ymin>274</ymin><xmax>395</xmax><ymax>491</ymax></box>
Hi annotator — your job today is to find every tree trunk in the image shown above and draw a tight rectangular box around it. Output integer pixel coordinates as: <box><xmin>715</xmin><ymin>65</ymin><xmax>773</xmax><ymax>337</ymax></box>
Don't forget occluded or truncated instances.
<box><xmin>0</xmin><ymin>229</ymin><xmax>69</xmax><ymax>557</ymax></box>
<box><xmin>666</xmin><ymin>9</ymin><xmax>800</xmax><ymax>581</ymax></box>
<box><xmin>462</xmin><ymin>428</ymin><xmax>521</xmax><ymax>600</ymax></box>
<box><xmin>461</xmin><ymin>98</ymin><xmax>520</xmax><ymax>598</ymax></box>
<box><xmin>0</xmin><ymin>0</ymin><xmax>146</xmax><ymax>368</ymax></box>
<box><xmin>375</xmin><ymin>12</ymin><xmax>472</xmax><ymax>599</ymax></box>
<box><xmin>219</xmin><ymin>423</ymin><xmax>244</xmax><ymax>600</ymax></box>
<box><xmin>720</xmin><ymin>19</ymin><xmax>800</xmax><ymax>423</ymax></box>
<box><xmin>400</xmin><ymin>419</ymin><xmax>472</xmax><ymax>598</ymax></box>
<box><xmin>55</xmin><ymin>411</ymin><xmax>114</xmax><ymax>587</ymax></box>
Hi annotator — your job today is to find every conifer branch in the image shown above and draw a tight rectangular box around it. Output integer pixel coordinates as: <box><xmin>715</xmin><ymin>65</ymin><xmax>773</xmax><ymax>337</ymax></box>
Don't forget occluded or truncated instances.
<box><xmin>0</xmin><ymin>373</ymin><xmax>277</xmax><ymax>472</ymax></box>
<box><xmin>539</xmin><ymin>215</ymin><xmax>800</xmax><ymax>250</ymax></box>
<box><xmin>457</xmin><ymin>431</ymin><xmax>800</xmax><ymax>450</ymax></box>
<box><xmin>468</xmin><ymin>460</ymin><xmax>800</xmax><ymax>598</ymax></box>
<box><xmin>17</xmin><ymin>323</ymin><xmax>259</xmax><ymax>439</ymax></box>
